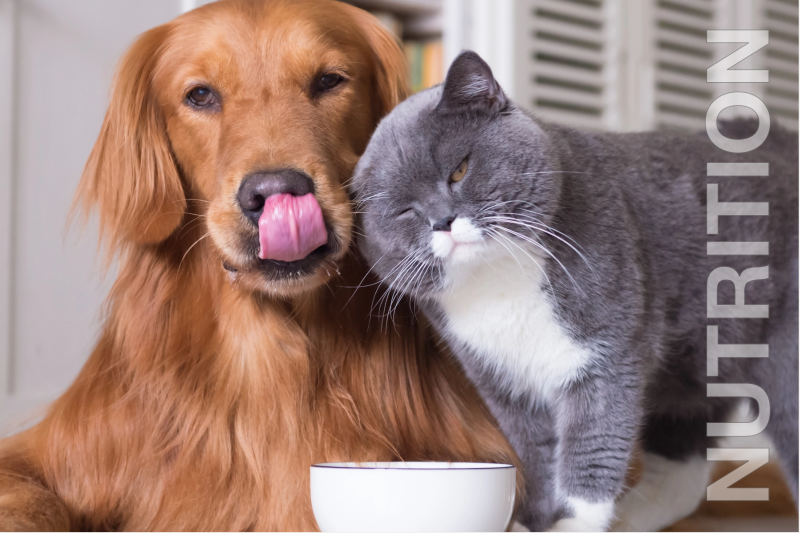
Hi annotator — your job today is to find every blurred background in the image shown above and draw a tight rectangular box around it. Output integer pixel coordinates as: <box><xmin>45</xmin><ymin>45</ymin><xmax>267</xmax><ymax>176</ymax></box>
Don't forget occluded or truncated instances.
<box><xmin>351</xmin><ymin>0</ymin><xmax>797</xmax><ymax>132</ymax></box>
<box><xmin>0</xmin><ymin>0</ymin><xmax>796</xmax><ymax>529</ymax></box>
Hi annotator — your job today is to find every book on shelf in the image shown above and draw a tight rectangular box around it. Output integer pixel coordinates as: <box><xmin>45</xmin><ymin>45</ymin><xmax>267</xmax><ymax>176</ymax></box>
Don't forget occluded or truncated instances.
<box><xmin>404</xmin><ymin>40</ymin><xmax>443</xmax><ymax>93</ymax></box>
<box><xmin>369</xmin><ymin>10</ymin><xmax>444</xmax><ymax>94</ymax></box>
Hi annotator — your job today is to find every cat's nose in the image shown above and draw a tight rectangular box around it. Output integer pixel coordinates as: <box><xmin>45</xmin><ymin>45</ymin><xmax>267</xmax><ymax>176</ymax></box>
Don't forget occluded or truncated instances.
<box><xmin>432</xmin><ymin>215</ymin><xmax>456</xmax><ymax>232</ymax></box>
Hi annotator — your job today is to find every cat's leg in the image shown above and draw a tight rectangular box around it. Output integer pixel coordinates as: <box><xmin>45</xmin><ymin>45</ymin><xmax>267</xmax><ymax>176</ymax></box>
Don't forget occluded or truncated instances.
<box><xmin>512</xmin><ymin>406</ymin><xmax>564</xmax><ymax>531</ymax></box>
<box><xmin>612</xmin><ymin>413</ymin><xmax>712</xmax><ymax>532</ymax></box>
<box><xmin>479</xmin><ymin>388</ymin><xmax>563</xmax><ymax>531</ymax></box>
<box><xmin>450</xmin><ymin>347</ymin><xmax>566</xmax><ymax>531</ymax></box>
<box><xmin>547</xmin><ymin>373</ymin><xmax>640</xmax><ymax>532</ymax></box>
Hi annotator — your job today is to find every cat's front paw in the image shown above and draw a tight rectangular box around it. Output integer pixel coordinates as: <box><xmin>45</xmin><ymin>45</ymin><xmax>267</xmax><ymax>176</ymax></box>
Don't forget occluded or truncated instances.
<box><xmin>548</xmin><ymin>498</ymin><xmax>613</xmax><ymax>532</ymax></box>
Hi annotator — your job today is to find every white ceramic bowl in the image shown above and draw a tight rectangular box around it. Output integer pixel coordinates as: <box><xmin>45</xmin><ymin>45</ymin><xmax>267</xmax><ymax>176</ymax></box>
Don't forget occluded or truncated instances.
<box><xmin>310</xmin><ymin>462</ymin><xmax>516</xmax><ymax>532</ymax></box>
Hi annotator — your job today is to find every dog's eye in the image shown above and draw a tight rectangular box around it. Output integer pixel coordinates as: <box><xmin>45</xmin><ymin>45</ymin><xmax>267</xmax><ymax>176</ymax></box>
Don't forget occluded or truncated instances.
<box><xmin>317</xmin><ymin>74</ymin><xmax>344</xmax><ymax>92</ymax></box>
<box><xmin>186</xmin><ymin>86</ymin><xmax>217</xmax><ymax>109</ymax></box>
<box><xmin>450</xmin><ymin>158</ymin><xmax>469</xmax><ymax>183</ymax></box>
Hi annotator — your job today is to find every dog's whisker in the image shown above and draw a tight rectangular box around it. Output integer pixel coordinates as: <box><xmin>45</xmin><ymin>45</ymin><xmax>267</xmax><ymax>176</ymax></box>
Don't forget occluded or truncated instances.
<box><xmin>179</xmin><ymin>232</ymin><xmax>211</xmax><ymax>270</ymax></box>
<box><xmin>341</xmin><ymin>252</ymin><xmax>388</xmax><ymax>310</ymax></box>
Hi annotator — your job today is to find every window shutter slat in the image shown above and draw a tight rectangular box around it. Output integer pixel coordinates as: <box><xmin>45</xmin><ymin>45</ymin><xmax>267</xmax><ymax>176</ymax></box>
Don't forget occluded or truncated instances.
<box><xmin>525</xmin><ymin>0</ymin><xmax>608</xmax><ymax>129</ymax></box>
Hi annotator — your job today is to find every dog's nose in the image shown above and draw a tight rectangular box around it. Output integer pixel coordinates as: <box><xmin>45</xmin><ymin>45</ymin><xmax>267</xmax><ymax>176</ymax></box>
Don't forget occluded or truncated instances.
<box><xmin>237</xmin><ymin>170</ymin><xmax>315</xmax><ymax>219</ymax></box>
<box><xmin>432</xmin><ymin>215</ymin><xmax>456</xmax><ymax>232</ymax></box>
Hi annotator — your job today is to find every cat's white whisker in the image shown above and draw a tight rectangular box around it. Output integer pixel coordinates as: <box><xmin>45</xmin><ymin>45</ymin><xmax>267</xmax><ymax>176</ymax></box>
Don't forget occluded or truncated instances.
<box><xmin>379</xmin><ymin>200</ymin><xmax>397</xmax><ymax>220</ymax></box>
<box><xmin>483</xmin><ymin>214</ymin><xmax>597</xmax><ymax>279</ymax></box>
<box><xmin>478</xmin><ymin>199</ymin><xmax>526</xmax><ymax>213</ymax></box>
<box><xmin>487</xmin><ymin>222</ymin><xmax>582</xmax><ymax>296</ymax></box>
<box><xmin>512</xmin><ymin>208</ymin><xmax>593</xmax><ymax>256</ymax></box>
<box><xmin>494</xmin><ymin>201</ymin><xmax>588</xmax><ymax>254</ymax></box>
<box><xmin>355</xmin><ymin>191</ymin><xmax>389</xmax><ymax>205</ymax></box>
<box><xmin>397</xmin><ymin>256</ymin><xmax>428</xmax><ymax>317</ymax></box>
<box><xmin>500</xmin><ymin>225</ymin><xmax>582</xmax><ymax>296</ymax></box>
<box><xmin>487</xmin><ymin>228</ymin><xmax>556</xmax><ymax>300</ymax></box>
<box><xmin>370</xmin><ymin>252</ymin><xmax>415</xmax><ymax>324</ymax></box>
<box><xmin>393</xmin><ymin>252</ymin><xmax>434</xmax><ymax>326</ymax></box>
<box><xmin>379</xmin><ymin>250</ymin><xmax>429</xmax><ymax>328</ymax></box>
<box><xmin>517</xmin><ymin>171</ymin><xmax>589</xmax><ymax>176</ymax></box>
<box><xmin>386</xmin><ymin>264</ymin><xmax>413</xmax><ymax>323</ymax></box>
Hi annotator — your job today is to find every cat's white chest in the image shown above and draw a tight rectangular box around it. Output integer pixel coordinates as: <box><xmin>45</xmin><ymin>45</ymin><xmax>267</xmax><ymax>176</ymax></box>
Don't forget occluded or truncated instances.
<box><xmin>436</xmin><ymin>250</ymin><xmax>593</xmax><ymax>404</ymax></box>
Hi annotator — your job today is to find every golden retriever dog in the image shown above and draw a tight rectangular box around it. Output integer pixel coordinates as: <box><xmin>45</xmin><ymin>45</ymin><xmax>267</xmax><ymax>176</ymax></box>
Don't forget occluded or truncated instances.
<box><xmin>0</xmin><ymin>0</ymin><xmax>519</xmax><ymax>530</ymax></box>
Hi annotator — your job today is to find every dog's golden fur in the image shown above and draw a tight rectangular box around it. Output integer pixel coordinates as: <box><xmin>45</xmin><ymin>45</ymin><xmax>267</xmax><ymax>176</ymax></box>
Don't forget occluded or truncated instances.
<box><xmin>0</xmin><ymin>1</ymin><xmax>520</xmax><ymax>529</ymax></box>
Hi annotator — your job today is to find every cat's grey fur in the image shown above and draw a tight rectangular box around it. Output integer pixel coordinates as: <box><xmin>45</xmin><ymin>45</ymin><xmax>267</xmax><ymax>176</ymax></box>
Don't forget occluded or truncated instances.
<box><xmin>351</xmin><ymin>51</ymin><xmax>798</xmax><ymax>531</ymax></box>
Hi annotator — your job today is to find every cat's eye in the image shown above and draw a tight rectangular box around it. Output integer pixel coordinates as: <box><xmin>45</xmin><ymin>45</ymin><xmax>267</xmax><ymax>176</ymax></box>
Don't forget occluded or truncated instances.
<box><xmin>450</xmin><ymin>158</ymin><xmax>469</xmax><ymax>183</ymax></box>
<box><xmin>397</xmin><ymin>207</ymin><xmax>415</xmax><ymax>218</ymax></box>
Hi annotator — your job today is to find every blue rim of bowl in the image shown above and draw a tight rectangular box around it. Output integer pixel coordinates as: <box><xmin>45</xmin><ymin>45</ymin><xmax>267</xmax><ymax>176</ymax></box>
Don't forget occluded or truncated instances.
<box><xmin>310</xmin><ymin>462</ymin><xmax>515</xmax><ymax>470</ymax></box>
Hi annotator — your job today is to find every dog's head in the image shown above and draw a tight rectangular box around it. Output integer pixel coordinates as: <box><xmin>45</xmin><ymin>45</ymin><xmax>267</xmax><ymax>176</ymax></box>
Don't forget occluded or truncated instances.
<box><xmin>76</xmin><ymin>0</ymin><xmax>407</xmax><ymax>296</ymax></box>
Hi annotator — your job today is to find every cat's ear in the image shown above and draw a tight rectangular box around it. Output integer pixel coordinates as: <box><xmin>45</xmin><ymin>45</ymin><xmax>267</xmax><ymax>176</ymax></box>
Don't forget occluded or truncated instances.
<box><xmin>437</xmin><ymin>51</ymin><xmax>508</xmax><ymax>113</ymax></box>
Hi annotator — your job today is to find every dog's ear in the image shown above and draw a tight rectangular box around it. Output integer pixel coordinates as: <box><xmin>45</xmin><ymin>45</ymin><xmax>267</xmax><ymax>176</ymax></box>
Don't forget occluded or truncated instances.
<box><xmin>344</xmin><ymin>6</ymin><xmax>410</xmax><ymax>119</ymax></box>
<box><xmin>75</xmin><ymin>24</ymin><xmax>185</xmax><ymax>251</ymax></box>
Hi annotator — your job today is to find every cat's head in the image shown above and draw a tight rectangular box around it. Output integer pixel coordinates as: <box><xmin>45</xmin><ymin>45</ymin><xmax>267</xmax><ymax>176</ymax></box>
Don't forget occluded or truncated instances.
<box><xmin>352</xmin><ymin>51</ymin><xmax>561</xmax><ymax>300</ymax></box>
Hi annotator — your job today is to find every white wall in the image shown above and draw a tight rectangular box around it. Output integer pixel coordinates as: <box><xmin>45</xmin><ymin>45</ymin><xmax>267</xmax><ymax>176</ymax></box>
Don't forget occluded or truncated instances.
<box><xmin>0</xmin><ymin>0</ymin><xmax>184</xmax><ymax>434</ymax></box>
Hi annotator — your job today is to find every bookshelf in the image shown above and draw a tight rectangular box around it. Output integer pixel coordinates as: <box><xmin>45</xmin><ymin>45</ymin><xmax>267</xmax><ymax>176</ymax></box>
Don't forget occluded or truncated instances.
<box><xmin>342</xmin><ymin>0</ymin><xmax>442</xmax><ymax>36</ymax></box>
<box><xmin>342</xmin><ymin>0</ymin><xmax>444</xmax><ymax>93</ymax></box>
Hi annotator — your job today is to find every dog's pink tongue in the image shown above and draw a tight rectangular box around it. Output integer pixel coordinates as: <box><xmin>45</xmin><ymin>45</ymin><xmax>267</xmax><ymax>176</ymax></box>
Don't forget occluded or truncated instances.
<box><xmin>258</xmin><ymin>193</ymin><xmax>327</xmax><ymax>262</ymax></box>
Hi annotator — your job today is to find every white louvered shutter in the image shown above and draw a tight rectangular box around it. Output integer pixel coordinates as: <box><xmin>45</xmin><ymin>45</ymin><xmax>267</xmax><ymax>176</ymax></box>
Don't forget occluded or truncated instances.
<box><xmin>524</xmin><ymin>0</ymin><xmax>611</xmax><ymax>130</ymax></box>
<box><xmin>652</xmin><ymin>0</ymin><xmax>716</xmax><ymax>130</ymax></box>
<box><xmin>761</xmin><ymin>0</ymin><xmax>798</xmax><ymax>131</ymax></box>
<box><xmin>444</xmin><ymin>0</ymin><xmax>794</xmax><ymax>131</ymax></box>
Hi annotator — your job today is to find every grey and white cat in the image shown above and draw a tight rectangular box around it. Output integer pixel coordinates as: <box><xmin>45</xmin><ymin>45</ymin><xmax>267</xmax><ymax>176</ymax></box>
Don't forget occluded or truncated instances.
<box><xmin>351</xmin><ymin>51</ymin><xmax>798</xmax><ymax>531</ymax></box>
